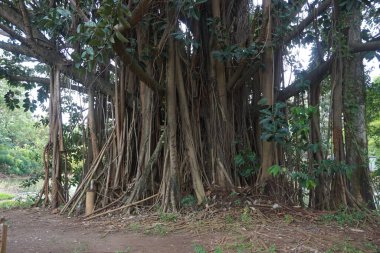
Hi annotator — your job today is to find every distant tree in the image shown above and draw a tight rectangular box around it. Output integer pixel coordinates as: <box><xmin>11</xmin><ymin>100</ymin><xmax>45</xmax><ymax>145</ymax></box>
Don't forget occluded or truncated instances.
<box><xmin>0</xmin><ymin>80</ymin><xmax>48</xmax><ymax>175</ymax></box>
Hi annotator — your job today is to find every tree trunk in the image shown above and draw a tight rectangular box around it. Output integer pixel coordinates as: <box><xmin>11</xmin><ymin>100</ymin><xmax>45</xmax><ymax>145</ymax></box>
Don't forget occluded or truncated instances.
<box><xmin>342</xmin><ymin>5</ymin><xmax>375</xmax><ymax>209</ymax></box>
<box><xmin>162</xmin><ymin>37</ymin><xmax>179</xmax><ymax>211</ymax></box>
<box><xmin>258</xmin><ymin>0</ymin><xmax>276</xmax><ymax>191</ymax></box>
<box><xmin>329</xmin><ymin>0</ymin><xmax>348</xmax><ymax>209</ymax></box>
<box><xmin>50</xmin><ymin>66</ymin><xmax>64</xmax><ymax>208</ymax></box>
<box><xmin>209</xmin><ymin>0</ymin><xmax>233</xmax><ymax>189</ymax></box>
<box><xmin>176</xmin><ymin>44</ymin><xmax>206</xmax><ymax>204</ymax></box>
<box><xmin>310</xmin><ymin>83</ymin><xmax>330</xmax><ymax>209</ymax></box>
<box><xmin>88</xmin><ymin>87</ymin><xmax>99</xmax><ymax>160</ymax></box>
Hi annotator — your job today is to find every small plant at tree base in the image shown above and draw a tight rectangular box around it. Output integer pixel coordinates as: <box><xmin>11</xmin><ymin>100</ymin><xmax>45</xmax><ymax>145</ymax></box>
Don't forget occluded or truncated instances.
<box><xmin>181</xmin><ymin>194</ymin><xmax>197</xmax><ymax>207</ymax></box>
<box><xmin>234</xmin><ymin>147</ymin><xmax>259</xmax><ymax>178</ymax></box>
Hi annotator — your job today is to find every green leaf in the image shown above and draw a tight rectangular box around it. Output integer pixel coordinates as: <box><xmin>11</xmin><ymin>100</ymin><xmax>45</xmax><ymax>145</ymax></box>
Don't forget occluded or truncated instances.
<box><xmin>234</xmin><ymin>154</ymin><xmax>245</xmax><ymax>167</ymax></box>
<box><xmin>260</xmin><ymin>133</ymin><xmax>273</xmax><ymax>141</ymax></box>
<box><xmin>306</xmin><ymin>179</ymin><xmax>316</xmax><ymax>190</ymax></box>
<box><xmin>268</xmin><ymin>165</ymin><xmax>281</xmax><ymax>177</ymax></box>
<box><xmin>115</xmin><ymin>31</ymin><xmax>129</xmax><ymax>44</ymax></box>
<box><xmin>258</xmin><ymin>98</ymin><xmax>268</xmax><ymax>105</ymax></box>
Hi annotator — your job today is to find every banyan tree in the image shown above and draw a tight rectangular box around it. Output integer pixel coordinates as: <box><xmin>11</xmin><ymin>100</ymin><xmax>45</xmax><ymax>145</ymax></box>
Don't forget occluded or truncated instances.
<box><xmin>0</xmin><ymin>0</ymin><xmax>379</xmax><ymax>214</ymax></box>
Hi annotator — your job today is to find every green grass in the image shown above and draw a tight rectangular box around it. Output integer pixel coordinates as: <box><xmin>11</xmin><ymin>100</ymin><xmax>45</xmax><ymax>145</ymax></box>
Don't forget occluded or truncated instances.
<box><xmin>320</xmin><ymin>208</ymin><xmax>367</xmax><ymax>226</ymax></box>
<box><xmin>193</xmin><ymin>244</ymin><xmax>207</xmax><ymax>253</ymax></box>
<box><xmin>144</xmin><ymin>223</ymin><xmax>168</xmax><ymax>236</ymax></box>
<box><xmin>326</xmin><ymin>241</ymin><xmax>364</xmax><ymax>253</ymax></box>
<box><xmin>0</xmin><ymin>199</ymin><xmax>33</xmax><ymax>209</ymax></box>
<box><xmin>159</xmin><ymin>211</ymin><xmax>178</xmax><ymax>222</ymax></box>
<box><xmin>0</xmin><ymin>192</ymin><xmax>15</xmax><ymax>200</ymax></box>
<box><xmin>128</xmin><ymin>222</ymin><xmax>142</xmax><ymax>233</ymax></box>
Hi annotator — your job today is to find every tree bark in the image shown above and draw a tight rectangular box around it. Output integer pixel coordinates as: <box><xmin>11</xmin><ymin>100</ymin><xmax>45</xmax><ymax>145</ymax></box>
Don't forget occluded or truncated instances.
<box><xmin>258</xmin><ymin>0</ymin><xmax>276</xmax><ymax>190</ymax></box>
<box><xmin>342</xmin><ymin>6</ymin><xmax>375</xmax><ymax>209</ymax></box>
<box><xmin>50</xmin><ymin>66</ymin><xmax>64</xmax><ymax>208</ymax></box>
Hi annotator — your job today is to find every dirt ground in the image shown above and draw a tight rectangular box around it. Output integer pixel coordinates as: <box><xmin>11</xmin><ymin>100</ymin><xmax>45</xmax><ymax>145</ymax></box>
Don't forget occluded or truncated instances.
<box><xmin>1</xmin><ymin>207</ymin><xmax>379</xmax><ymax>253</ymax></box>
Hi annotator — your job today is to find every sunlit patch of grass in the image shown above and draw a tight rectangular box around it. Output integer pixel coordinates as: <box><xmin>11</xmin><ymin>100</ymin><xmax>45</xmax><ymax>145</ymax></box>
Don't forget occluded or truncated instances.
<box><xmin>0</xmin><ymin>192</ymin><xmax>14</xmax><ymax>200</ymax></box>
<box><xmin>0</xmin><ymin>199</ymin><xmax>33</xmax><ymax>209</ymax></box>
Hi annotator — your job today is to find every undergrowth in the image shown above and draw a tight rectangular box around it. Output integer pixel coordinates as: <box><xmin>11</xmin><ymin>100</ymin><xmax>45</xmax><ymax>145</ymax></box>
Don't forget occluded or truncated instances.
<box><xmin>320</xmin><ymin>207</ymin><xmax>378</xmax><ymax>227</ymax></box>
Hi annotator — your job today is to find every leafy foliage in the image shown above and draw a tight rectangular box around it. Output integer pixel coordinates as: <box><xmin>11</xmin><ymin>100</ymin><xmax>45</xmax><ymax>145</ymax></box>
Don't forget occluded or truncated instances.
<box><xmin>0</xmin><ymin>81</ymin><xmax>48</xmax><ymax>175</ymax></box>
<box><xmin>234</xmin><ymin>148</ymin><xmax>259</xmax><ymax>178</ymax></box>
<box><xmin>259</xmin><ymin>100</ymin><xmax>289</xmax><ymax>143</ymax></box>
<box><xmin>367</xmin><ymin>77</ymin><xmax>380</xmax><ymax>157</ymax></box>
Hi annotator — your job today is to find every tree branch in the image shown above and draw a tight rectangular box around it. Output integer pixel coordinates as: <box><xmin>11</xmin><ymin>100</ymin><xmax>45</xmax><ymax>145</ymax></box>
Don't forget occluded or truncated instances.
<box><xmin>350</xmin><ymin>41</ymin><xmax>380</xmax><ymax>53</ymax></box>
<box><xmin>114</xmin><ymin>0</ymin><xmax>153</xmax><ymax>33</ymax></box>
<box><xmin>60</xmin><ymin>65</ymin><xmax>114</xmax><ymax>96</ymax></box>
<box><xmin>277</xmin><ymin>57</ymin><xmax>333</xmax><ymax>101</ymax></box>
<box><xmin>277</xmin><ymin>39</ymin><xmax>380</xmax><ymax>101</ymax></box>
<box><xmin>283</xmin><ymin>0</ymin><xmax>332</xmax><ymax>45</ymax></box>
<box><xmin>0</xmin><ymin>2</ymin><xmax>53</xmax><ymax>49</ymax></box>
<box><xmin>69</xmin><ymin>0</ymin><xmax>90</xmax><ymax>22</ymax></box>
<box><xmin>0</xmin><ymin>41</ymin><xmax>114</xmax><ymax>96</ymax></box>
<box><xmin>5</xmin><ymin>75</ymin><xmax>86</xmax><ymax>93</ymax></box>
<box><xmin>0</xmin><ymin>23</ymin><xmax>30</xmax><ymax>45</ymax></box>
<box><xmin>0</xmin><ymin>41</ymin><xmax>37</xmax><ymax>58</ymax></box>
<box><xmin>18</xmin><ymin>0</ymin><xmax>33</xmax><ymax>39</ymax></box>
<box><xmin>0</xmin><ymin>29</ymin><xmax>9</xmax><ymax>37</ymax></box>
<box><xmin>113</xmin><ymin>41</ymin><xmax>164</xmax><ymax>94</ymax></box>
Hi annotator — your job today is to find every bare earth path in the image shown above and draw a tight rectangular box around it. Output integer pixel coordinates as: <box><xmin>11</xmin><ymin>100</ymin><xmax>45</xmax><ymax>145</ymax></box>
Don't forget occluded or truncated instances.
<box><xmin>1</xmin><ymin>208</ymin><xmax>199</xmax><ymax>253</ymax></box>
<box><xmin>1</xmin><ymin>207</ymin><xmax>380</xmax><ymax>252</ymax></box>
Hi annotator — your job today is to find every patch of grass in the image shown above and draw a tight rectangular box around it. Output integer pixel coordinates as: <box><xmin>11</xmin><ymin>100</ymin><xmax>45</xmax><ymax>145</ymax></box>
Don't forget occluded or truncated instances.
<box><xmin>224</xmin><ymin>237</ymin><xmax>253</xmax><ymax>253</ymax></box>
<box><xmin>267</xmin><ymin>244</ymin><xmax>277</xmax><ymax>253</ymax></box>
<box><xmin>0</xmin><ymin>192</ymin><xmax>14</xmax><ymax>200</ymax></box>
<box><xmin>234</xmin><ymin>199</ymin><xmax>242</xmax><ymax>206</ymax></box>
<box><xmin>144</xmin><ymin>223</ymin><xmax>168</xmax><ymax>236</ymax></box>
<box><xmin>159</xmin><ymin>211</ymin><xmax>177</xmax><ymax>222</ymax></box>
<box><xmin>0</xmin><ymin>199</ymin><xmax>32</xmax><ymax>209</ymax></box>
<box><xmin>320</xmin><ymin>208</ymin><xmax>366</xmax><ymax>226</ymax></box>
<box><xmin>181</xmin><ymin>194</ymin><xmax>196</xmax><ymax>207</ymax></box>
<box><xmin>193</xmin><ymin>244</ymin><xmax>207</xmax><ymax>253</ymax></box>
<box><xmin>128</xmin><ymin>222</ymin><xmax>141</xmax><ymax>233</ymax></box>
<box><xmin>363</xmin><ymin>242</ymin><xmax>379</xmax><ymax>252</ymax></box>
<box><xmin>214</xmin><ymin>246</ymin><xmax>223</xmax><ymax>253</ymax></box>
<box><xmin>115</xmin><ymin>247</ymin><xmax>131</xmax><ymax>253</ymax></box>
<box><xmin>71</xmin><ymin>242</ymin><xmax>89</xmax><ymax>253</ymax></box>
<box><xmin>210</xmin><ymin>237</ymin><xmax>277</xmax><ymax>253</ymax></box>
<box><xmin>326</xmin><ymin>240</ymin><xmax>367</xmax><ymax>253</ymax></box>
<box><xmin>224</xmin><ymin>214</ymin><xmax>235</xmax><ymax>224</ymax></box>
<box><xmin>283</xmin><ymin>214</ymin><xmax>294</xmax><ymax>224</ymax></box>
<box><xmin>240</xmin><ymin>207</ymin><xmax>252</xmax><ymax>224</ymax></box>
